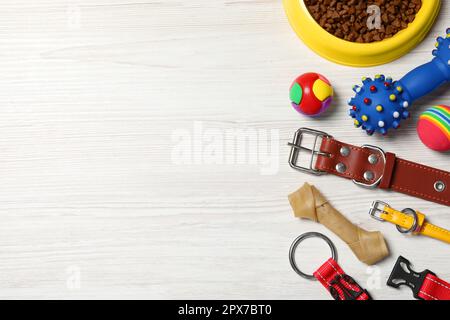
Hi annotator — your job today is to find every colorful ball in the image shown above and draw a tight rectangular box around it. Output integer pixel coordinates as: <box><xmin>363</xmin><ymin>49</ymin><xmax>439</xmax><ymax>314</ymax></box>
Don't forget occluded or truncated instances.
<box><xmin>289</xmin><ymin>73</ymin><xmax>333</xmax><ymax>116</ymax></box>
<box><xmin>417</xmin><ymin>105</ymin><xmax>450</xmax><ymax>152</ymax></box>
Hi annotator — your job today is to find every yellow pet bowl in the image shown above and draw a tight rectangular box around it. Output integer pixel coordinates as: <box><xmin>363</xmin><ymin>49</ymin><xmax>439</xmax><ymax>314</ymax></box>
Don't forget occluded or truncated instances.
<box><xmin>283</xmin><ymin>0</ymin><xmax>441</xmax><ymax>67</ymax></box>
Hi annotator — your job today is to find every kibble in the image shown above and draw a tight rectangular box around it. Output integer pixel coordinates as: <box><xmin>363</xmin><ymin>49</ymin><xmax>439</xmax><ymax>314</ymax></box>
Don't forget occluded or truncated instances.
<box><xmin>304</xmin><ymin>0</ymin><xmax>422</xmax><ymax>43</ymax></box>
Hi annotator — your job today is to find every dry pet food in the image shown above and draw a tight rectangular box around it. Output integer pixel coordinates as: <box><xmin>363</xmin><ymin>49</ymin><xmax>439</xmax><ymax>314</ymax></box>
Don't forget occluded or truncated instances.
<box><xmin>304</xmin><ymin>0</ymin><xmax>422</xmax><ymax>43</ymax></box>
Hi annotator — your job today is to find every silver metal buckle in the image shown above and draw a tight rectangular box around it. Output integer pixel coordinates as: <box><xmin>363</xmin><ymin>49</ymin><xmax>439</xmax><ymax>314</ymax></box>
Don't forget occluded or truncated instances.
<box><xmin>288</xmin><ymin>128</ymin><xmax>332</xmax><ymax>175</ymax></box>
<box><xmin>369</xmin><ymin>200</ymin><xmax>390</xmax><ymax>221</ymax></box>
<box><xmin>352</xmin><ymin>145</ymin><xmax>386</xmax><ymax>189</ymax></box>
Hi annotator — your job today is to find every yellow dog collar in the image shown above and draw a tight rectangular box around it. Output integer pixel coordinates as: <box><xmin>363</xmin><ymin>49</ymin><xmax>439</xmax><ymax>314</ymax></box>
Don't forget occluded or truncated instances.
<box><xmin>369</xmin><ymin>201</ymin><xmax>450</xmax><ymax>244</ymax></box>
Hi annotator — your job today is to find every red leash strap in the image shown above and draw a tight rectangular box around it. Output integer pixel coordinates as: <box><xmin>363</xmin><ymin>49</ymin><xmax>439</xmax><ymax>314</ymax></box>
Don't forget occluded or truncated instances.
<box><xmin>313</xmin><ymin>258</ymin><xmax>371</xmax><ymax>300</ymax></box>
<box><xmin>418</xmin><ymin>274</ymin><xmax>450</xmax><ymax>300</ymax></box>
<box><xmin>387</xmin><ymin>256</ymin><xmax>450</xmax><ymax>300</ymax></box>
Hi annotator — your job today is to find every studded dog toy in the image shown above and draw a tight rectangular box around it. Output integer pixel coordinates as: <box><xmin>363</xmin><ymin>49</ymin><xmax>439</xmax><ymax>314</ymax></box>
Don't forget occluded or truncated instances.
<box><xmin>348</xmin><ymin>28</ymin><xmax>450</xmax><ymax>135</ymax></box>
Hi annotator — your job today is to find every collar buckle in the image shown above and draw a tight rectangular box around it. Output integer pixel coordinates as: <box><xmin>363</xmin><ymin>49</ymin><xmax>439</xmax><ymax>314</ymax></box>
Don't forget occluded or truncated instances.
<box><xmin>288</xmin><ymin>128</ymin><xmax>332</xmax><ymax>175</ymax></box>
<box><xmin>329</xmin><ymin>274</ymin><xmax>369</xmax><ymax>300</ymax></box>
<box><xmin>387</xmin><ymin>256</ymin><xmax>434</xmax><ymax>300</ymax></box>
<box><xmin>368</xmin><ymin>200</ymin><xmax>390</xmax><ymax>222</ymax></box>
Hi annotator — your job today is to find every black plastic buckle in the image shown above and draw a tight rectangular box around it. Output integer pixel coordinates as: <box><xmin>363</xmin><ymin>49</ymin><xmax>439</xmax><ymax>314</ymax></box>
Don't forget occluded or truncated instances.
<box><xmin>329</xmin><ymin>274</ymin><xmax>370</xmax><ymax>300</ymax></box>
<box><xmin>386</xmin><ymin>256</ymin><xmax>435</xmax><ymax>300</ymax></box>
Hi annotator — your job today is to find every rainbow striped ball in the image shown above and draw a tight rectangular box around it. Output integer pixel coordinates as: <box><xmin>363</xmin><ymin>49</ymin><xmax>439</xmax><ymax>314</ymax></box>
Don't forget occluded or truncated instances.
<box><xmin>417</xmin><ymin>105</ymin><xmax>450</xmax><ymax>152</ymax></box>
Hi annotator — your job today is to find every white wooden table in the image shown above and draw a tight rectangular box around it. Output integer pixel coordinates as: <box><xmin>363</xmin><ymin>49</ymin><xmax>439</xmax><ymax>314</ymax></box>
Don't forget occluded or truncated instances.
<box><xmin>0</xmin><ymin>0</ymin><xmax>448</xmax><ymax>300</ymax></box>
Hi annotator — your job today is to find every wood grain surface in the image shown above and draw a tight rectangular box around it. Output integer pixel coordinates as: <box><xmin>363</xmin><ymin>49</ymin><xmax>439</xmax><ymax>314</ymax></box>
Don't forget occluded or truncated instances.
<box><xmin>0</xmin><ymin>0</ymin><xmax>448</xmax><ymax>299</ymax></box>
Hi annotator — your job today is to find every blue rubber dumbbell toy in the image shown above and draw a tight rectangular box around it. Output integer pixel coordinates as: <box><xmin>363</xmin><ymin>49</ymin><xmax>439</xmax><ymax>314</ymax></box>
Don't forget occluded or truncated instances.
<box><xmin>348</xmin><ymin>28</ymin><xmax>450</xmax><ymax>135</ymax></box>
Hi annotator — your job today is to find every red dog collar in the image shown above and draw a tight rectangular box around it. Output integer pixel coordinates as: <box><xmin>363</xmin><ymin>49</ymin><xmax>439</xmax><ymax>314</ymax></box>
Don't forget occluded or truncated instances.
<box><xmin>314</xmin><ymin>258</ymin><xmax>370</xmax><ymax>300</ymax></box>
<box><xmin>289</xmin><ymin>232</ymin><xmax>371</xmax><ymax>301</ymax></box>
<box><xmin>288</xmin><ymin>128</ymin><xmax>450</xmax><ymax>206</ymax></box>
<box><xmin>387</xmin><ymin>256</ymin><xmax>450</xmax><ymax>300</ymax></box>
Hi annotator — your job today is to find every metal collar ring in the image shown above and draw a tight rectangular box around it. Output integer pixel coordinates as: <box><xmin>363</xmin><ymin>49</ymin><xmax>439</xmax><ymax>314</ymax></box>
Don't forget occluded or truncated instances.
<box><xmin>289</xmin><ymin>232</ymin><xmax>337</xmax><ymax>281</ymax></box>
<box><xmin>396</xmin><ymin>208</ymin><xmax>419</xmax><ymax>234</ymax></box>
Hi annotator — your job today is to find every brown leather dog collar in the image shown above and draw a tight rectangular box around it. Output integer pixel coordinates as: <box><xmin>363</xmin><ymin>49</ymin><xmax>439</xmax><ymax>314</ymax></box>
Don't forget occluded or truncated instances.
<box><xmin>288</xmin><ymin>128</ymin><xmax>450</xmax><ymax>206</ymax></box>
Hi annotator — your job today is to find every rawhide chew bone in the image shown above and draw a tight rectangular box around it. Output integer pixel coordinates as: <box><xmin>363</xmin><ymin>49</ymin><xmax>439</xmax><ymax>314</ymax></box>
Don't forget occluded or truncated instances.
<box><xmin>288</xmin><ymin>183</ymin><xmax>389</xmax><ymax>265</ymax></box>
<box><xmin>348</xmin><ymin>28</ymin><xmax>450</xmax><ymax>135</ymax></box>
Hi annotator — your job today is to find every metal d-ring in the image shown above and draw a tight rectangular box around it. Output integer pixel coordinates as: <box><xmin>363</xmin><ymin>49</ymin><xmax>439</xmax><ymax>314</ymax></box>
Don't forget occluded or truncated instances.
<box><xmin>396</xmin><ymin>208</ymin><xmax>419</xmax><ymax>234</ymax></box>
<box><xmin>289</xmin><ymin>232</ymin><xmax>337</xmax><ymax>281</ymax></box>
